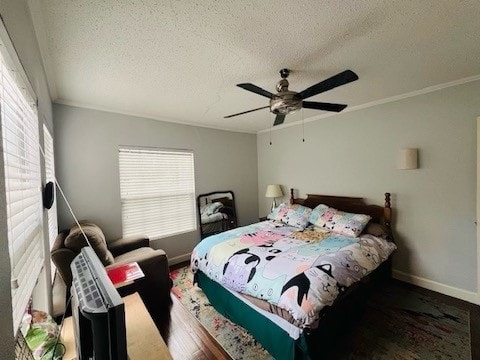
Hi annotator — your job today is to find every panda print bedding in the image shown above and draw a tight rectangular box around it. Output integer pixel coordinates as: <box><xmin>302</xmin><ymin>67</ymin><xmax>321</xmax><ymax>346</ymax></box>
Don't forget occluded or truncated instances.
<box><xmin>191</xmin><ymin>220</ymin><xmax>396</xmax><ymax>328</ymax></box>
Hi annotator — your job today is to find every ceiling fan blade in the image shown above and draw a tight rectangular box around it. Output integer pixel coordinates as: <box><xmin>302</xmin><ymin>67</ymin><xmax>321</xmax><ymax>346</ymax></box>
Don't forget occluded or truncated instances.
<box><xmin>273</xmin><ymin>114</ymin><xmax>286</xmax><ymax>126</ymax></box>
<box><xmin>296</xmin><ymin>70</ymin><xmax>359</xmax><ymax>100</ymax></box>
<box><xmin>237</xmin><ymin>83</ymin><xmax>274</xmax><ymax>99</ymax></box>
<box><xmin>224</xmin><ymin>106</ymin><xmax>270</xmax><ymax>118</ymax></box>
<box><xmin>302</xmin><ymin>101</ymin><xmax>348</xmax><ymax>112</ymax></box>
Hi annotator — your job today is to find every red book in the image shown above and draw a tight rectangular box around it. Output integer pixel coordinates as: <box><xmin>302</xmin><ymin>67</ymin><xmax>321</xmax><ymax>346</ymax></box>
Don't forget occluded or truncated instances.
<box><xmin>107</xmin><ymin>262</ymin><xmax>145</xmax><ymax>288</ymax></box>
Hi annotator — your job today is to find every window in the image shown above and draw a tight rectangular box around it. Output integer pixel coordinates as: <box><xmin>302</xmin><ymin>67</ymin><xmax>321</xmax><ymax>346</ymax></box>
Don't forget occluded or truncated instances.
<box><xmin>119</xmin><ymin>147</ymin><xmax>196</xmax><ymax>240</ymax></box>
<box><xmin>43</xmin><ymin>124</ymin><xmax>57</xmax><ymax>279</ymax></box>
<box><xmin>0</xmin><ymin>51</ymin><xmax>44</xmax><ymax>330</ymax></box>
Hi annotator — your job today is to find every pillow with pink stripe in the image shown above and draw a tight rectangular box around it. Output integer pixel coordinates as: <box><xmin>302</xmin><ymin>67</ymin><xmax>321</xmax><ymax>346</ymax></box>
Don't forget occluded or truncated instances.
<box><xmin>309</xmin><ymin>204</ymin><xmax>371</xmax><ymax>237</ymax></box>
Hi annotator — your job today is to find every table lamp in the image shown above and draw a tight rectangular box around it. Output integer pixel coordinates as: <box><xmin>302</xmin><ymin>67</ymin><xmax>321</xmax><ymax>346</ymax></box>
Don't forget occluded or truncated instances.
<box><xmin>265</xmin><ymin>184</ymin><xmax>283</xmax><ymax>212</ymax></box>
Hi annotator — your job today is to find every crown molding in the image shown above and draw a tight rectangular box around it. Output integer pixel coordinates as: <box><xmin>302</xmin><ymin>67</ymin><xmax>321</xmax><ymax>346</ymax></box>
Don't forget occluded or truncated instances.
<box><xmin>27</xmin><ymin>0</ymin><xmax>58</xmax><ymax>100</ymax></box>
<box><xmin>54</xmin><ymin>98</ymin><xmax>257</xmax><ymax>134</ymax></box>
<box><xmin>55</xmin><ymin>73</ymin><xmax>480</xmax><ymax>136</ymax></box>
<box><xmin>257</xmin><ymin>74</ymin><xmax>480</xmax><ymax>134</ymax></box>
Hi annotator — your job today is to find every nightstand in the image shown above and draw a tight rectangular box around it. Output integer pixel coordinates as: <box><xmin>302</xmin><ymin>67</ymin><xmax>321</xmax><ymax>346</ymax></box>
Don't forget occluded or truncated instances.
<box><xmin>259</xmin><ymin>216</ymin><xmax>267</xmax><ymax>221</ymax></box>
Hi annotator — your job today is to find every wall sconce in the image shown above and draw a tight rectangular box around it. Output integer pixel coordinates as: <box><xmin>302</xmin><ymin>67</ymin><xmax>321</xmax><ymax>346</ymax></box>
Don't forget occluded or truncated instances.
<box><xmin>265</xmin><ymin>184</ymin><xmax>283</xmax><ymax>212</ymax></box>
<box><xmin>397</xmin><ymin>148</ymin><xmax>418</xmax><ymax>170</ymax></box>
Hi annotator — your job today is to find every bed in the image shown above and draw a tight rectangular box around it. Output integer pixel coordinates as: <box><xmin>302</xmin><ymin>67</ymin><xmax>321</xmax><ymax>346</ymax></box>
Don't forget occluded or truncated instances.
<box><xmin>191</xmin><ymin>189</ymin><xmax>396</xmax><ymax>360</ymax></box>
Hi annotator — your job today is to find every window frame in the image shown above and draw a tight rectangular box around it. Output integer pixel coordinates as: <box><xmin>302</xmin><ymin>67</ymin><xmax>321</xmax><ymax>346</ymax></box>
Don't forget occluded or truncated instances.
<box><xmin>42</xmin><ymin>124</ymin><xmax>57</xmax><ymax>280</ymax></box>
<box><xmin>0</xmin><ymin>42</ymin><xmax>44</xmax><ymax>331</ymax></box>
<box><xmin>118</xmin><ymin>146</ymin><xmax>197</xmax><ymax>240</ymax></box>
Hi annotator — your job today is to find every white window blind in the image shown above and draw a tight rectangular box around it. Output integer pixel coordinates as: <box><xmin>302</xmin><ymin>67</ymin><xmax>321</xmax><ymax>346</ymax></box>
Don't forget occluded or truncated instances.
<box><xmin>0</xmin><ymin>54</ymin><xmax>44</xmax><ymax>331</ymax></box>
<box><xmin>43</xmin><ymin>124</ymin><xmax>57</xmax><ymax>279</ymax></box>
<box><xmin>119</xmin><ymin>147</ymin><xmax>196</xmax><ymax>239</ymax></box>
<box><xmin>43</xmin><ymin>124</ymin><xmax>57</xmax><ymax>248</ymax></box>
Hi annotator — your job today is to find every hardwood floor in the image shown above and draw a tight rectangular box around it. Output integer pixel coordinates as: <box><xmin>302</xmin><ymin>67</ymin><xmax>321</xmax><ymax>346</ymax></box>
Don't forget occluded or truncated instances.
<box><xmin>165</xmin><ymin>295</ymin><xmax>231</xmax><ymax>360</ymax></box>
<box><xmin>153</xmin><ymin>261</ymin><xmax>231</xmax><ymax>360</ymax></box>
<box><xmin>162</xmin><ymin>264</ymin><xmax>479</xmax><ymax>360</ymax></box>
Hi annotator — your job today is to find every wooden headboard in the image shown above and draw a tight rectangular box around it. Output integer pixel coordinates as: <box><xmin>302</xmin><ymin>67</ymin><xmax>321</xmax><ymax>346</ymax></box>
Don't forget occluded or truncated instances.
<box><xmin>289</xmin><ymin>188</ymin><xmax>392</xmax><ymax>234</ymax></box>
<box><xmin>214</xmin><ymin>196</ymin><xmax>234</xmax><ymax>208</ymax></box>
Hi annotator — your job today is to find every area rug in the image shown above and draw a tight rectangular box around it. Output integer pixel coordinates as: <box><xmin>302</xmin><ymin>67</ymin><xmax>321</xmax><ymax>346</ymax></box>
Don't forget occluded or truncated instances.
<box><xmin>170</xmin><ymin>267</ymin><xmax>471</xmax><ymax>360</ymax></box>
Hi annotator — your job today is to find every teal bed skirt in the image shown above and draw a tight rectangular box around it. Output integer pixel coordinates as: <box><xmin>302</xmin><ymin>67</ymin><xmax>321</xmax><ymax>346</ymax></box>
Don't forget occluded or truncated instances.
<box><xmin>195</xmin><ymin>271</ymin><xmax>310</xmax><ymax>360</ymax></box>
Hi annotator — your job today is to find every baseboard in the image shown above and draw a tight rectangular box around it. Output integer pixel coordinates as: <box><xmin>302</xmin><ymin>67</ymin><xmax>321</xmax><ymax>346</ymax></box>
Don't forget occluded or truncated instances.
<box><xmin>392</xmin><ymin>269</ymin><xmax>480</xmax><ymax>305</ymax></box>
<box><xmin>168</xmin><ymin>252</ymin><xmax>192</xmax><ymax>266</ymax></box>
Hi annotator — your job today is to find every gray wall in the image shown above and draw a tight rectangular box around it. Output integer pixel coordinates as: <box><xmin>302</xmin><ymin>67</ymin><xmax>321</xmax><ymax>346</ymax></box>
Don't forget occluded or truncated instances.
<box><xmin>53</xmin><ymin>104</ymin><xmax>258</xmax><ymax>260</ymax></box>
<box><xmin>258</xmin><ymin>80</ymin><xmax>480</xmax><ymax>293</ymax></box>
<box><xmin>0</xmin><ymin>0</ymin><xmax>54</xmax><ymax>356</ymax></box>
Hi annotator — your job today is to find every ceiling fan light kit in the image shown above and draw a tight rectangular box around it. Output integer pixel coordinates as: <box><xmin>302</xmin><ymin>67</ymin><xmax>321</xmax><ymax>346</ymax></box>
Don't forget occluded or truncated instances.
<box><xmin>225</xmin><ymin>68</ymin><xmax>359</xmax><ymax>126</ymax></box>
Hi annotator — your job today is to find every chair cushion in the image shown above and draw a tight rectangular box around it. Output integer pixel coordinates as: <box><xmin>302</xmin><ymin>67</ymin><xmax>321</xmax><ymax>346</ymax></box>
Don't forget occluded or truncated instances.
<box><xmin>64</xmin><ymin>222</ymin><xmax>114</xmax><ymax>266</ymax></box>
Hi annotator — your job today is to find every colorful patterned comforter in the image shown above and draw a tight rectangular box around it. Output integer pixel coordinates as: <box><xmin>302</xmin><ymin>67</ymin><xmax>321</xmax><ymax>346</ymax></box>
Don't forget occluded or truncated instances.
<box><xmin>191</xmin><ymin>221</ymin><xmax>396</xmax><ymax>328</ymax></box>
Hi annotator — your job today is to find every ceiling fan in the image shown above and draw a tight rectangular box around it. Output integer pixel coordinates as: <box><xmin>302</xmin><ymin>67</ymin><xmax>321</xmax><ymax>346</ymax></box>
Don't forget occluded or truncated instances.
<box><xmin>225</xmin><ymin>69</ymin><xmax>359</xmax><ymax>126</ymax></box>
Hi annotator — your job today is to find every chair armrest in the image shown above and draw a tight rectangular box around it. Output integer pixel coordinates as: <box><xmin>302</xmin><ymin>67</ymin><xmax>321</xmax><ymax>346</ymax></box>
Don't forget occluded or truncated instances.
<box><xmin>109</xmin><ymin>248</ymin><xmax>171</xmax><ymax>294</ymax></box>
<box><xmin>133</xmin><ymin>250</ymin><xmax>171</xmax><ymax>293</ymax></box>
<box><xmin>108</xmin><ymin>235</ymin><xmax>150</xmax><ymax>256</ymax></box>
<box><xmin>111</xmin><ymin>248</ymin><xmax>172</xmax><ymax>316</ymax></box>
<box><xmin>111</xmin><ymin>249</ymin><xmax>167</xmax><ymax>268</ymax></box>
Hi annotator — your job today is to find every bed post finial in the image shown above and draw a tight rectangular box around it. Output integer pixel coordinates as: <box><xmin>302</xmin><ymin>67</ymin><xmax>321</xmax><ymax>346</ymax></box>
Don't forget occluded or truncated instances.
<box><xmin>290</xmin><ymin>188</ymin><xmax>294</xmax><ymax>205</ymax></box>
<box><xmin>384</xmin><ymin>192</ymin><xmax>392</xmax><ymax>231</ymax></box>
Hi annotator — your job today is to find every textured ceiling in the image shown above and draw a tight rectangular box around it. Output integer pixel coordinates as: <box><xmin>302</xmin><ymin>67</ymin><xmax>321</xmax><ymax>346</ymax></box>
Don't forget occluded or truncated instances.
<box><xmin>32</xmin><ymin>0</ymin><xmax>480</xmax><ymax>133</ymax></box>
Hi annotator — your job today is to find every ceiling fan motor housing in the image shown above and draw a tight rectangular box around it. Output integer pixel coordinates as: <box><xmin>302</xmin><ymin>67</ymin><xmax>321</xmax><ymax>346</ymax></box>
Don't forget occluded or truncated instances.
<box><xmin>271</xmin><ymin>76</ymin><xmax>302</xmax><ymax>115</ymax></box>
<box><xmin>270</xmin><ymin>92</ymin><xmax>302</xmax><ymax>115</ymax></box>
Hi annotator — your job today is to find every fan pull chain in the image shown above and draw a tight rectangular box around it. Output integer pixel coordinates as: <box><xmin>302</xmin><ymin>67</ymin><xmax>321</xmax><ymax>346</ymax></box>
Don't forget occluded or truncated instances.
<box><xmin>269</xmin><ymin>122</ymin><xmax>272</xmax><ymax>145</ymax></box>
<box><xmin>269</xmin><ymin>112</ymin><xmax>273</xmax><ymax>145</ymax></box>
<box><xmin>302</xmin><ymin>109</ymin><xmax>305</xmax><ymax>142</ymax></box>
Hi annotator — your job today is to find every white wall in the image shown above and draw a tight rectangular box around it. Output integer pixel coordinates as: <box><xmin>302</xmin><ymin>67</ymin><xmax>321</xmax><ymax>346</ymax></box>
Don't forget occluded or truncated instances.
<box><xmin>53</xmin><ymin>104</ymin><xmax>258</xmax><ymax>261</ymax></box>
<box><xmin>0</xmin><ymin>0</ymin><xmax>54</xmax><ymax>356</ymax></box>
<box><xmin>258</xmin><ymin>80</ymin><xmax>480</xmax><ymax>296</ymax></box>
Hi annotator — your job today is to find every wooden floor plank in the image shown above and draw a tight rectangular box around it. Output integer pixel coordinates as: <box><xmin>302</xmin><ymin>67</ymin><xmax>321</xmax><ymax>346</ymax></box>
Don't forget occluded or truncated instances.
<box><xmin>158</xmin><ymin>292</ymin><xmax>231</xmax><ymax>360</ymax></box>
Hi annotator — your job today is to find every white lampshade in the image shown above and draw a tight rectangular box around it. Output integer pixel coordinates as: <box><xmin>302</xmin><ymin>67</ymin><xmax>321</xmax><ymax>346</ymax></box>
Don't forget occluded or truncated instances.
<box><xmin>397</xmin><ymin>148</ymin><xmax>418</xmax><ymax>170</ymax></box>
<box><xmin>265</xmin><ymin>184</ymin><xmax>283</xmax><ymax>198</ymax></box>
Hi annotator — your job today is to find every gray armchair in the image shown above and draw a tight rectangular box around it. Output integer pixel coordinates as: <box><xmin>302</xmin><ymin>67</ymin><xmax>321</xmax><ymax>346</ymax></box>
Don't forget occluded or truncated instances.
<box><xmin>51</xmin><ymin>222</ymin><xmax>172</xmax><ymax>318</ymax></box>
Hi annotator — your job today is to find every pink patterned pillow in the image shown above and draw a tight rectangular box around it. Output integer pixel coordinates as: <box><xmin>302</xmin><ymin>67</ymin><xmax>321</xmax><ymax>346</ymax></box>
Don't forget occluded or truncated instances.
<box><xmin>309</xmin><ymin>204</ymin><xmax>371</xmax><ymax>237</ymax></box>
<box><xmin>267</xmin><ymin>203</ymin><xmax>289</xmax><ymax>221</ymax></box>
<box><xmin>282</xmin><ymin>204</ymin><xmax>312</xmax><ymax>229</ymax></box>
<box><xmin>267</xmin><ymin>203</ymin><xmax>312</xmax><ymax>229</ymax></box>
